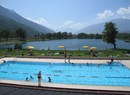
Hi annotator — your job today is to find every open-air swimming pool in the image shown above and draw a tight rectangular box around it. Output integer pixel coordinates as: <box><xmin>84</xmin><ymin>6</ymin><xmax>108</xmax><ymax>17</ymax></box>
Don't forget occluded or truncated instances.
<box><xmin>0</xmin><ymin>61</ymin><xmax>130</xmax><ymax>86</ymax></box>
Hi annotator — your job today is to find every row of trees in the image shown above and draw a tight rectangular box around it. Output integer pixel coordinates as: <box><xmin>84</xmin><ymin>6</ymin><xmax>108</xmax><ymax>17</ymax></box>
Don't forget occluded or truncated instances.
<box><xmin>34</xmin><ymin>32</ymin><xmax>73</xmax><ymax>40</ymax></box>
<box><xmin>1</xmin><ymin>22</ymin><xmax>130</xmax><ymax>49</ymax></box>
<box><xmin>34</xmin><ymin>32</ymin><xmax>102</xmax><ymax>40</ymax></box>
<box><xmin>77</xmin><ymin>33</ymin><xmax>102</xmax><ymax>39</ymax></box>
<box><xmin>0</xmin><ymin>28</ymin><xmax>102</xmax><ymax>41</ymax></box>
<box><xmin>117</xmin><ymin>33</ymin><xmax>130</xmax><ymax>40</ymax></box>
<box><xmin>0</xmin><ymin>28</ymin><xmax>27</xmax><ymax>41</ymax></box>
<box><xmin>0</xmin><ymin>29</ymin><xmax>10</xmax><ymax>41</ymax></box>
<box><xmin>34</xmin><ymin>22</ymin><xmax>118</xmax><ymax>49</ymax></box>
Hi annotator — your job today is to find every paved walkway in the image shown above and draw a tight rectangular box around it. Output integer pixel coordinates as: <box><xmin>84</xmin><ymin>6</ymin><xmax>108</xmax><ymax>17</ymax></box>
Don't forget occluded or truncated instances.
<box><xmin>0</xmin><ymin>83</ymin><xmax>130</xmax><ymax>95</ymax></box>
<box><xmin>0</xmin><ymin>84</ymin><xmax>95</xmax><ymax>95</ymax></box>
<box><xmin>1</xmin><ymin>57</ymin><xmax>130</xmax><ymax>68</ymax></box>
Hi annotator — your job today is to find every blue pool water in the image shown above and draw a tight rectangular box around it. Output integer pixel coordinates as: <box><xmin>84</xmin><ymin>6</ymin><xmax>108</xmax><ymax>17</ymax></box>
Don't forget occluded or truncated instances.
<box><xmin>0</xmin><ymin>61</ymin><xmax>130</xmax><ymax>86</ymax></box>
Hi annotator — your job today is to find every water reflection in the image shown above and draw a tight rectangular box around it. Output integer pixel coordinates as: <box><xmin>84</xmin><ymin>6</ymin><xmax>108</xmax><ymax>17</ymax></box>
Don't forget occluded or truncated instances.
<box><xmin>0</xmin><ymin>39</ymin><xmax>130</xmax><ymax>50</ymax></box>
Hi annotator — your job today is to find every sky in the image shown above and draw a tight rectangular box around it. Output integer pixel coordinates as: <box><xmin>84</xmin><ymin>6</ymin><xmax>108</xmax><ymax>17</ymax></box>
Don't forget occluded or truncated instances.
<box><xmin>0</xmin><ymin>0</ymin><xmax>130</xmax><ymax>33</ymax></box>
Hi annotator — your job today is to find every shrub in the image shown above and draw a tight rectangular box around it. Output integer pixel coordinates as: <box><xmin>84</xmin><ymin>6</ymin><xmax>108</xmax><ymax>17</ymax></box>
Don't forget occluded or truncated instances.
<box><xmin>14</xmin><ymin>43</ymin><xmax>22</xmax><ymax>49</ymax></box>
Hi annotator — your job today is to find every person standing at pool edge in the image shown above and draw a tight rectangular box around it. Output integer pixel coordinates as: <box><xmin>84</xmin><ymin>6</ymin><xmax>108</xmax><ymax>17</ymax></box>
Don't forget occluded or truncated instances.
<box><xmin>64</xmin><ymin>51</ymin><xmax>67</xmax><ymax>63</ymax></box>
<box><xmin>37</xmin><ymin>71</ymin><xmax>41</xmax><ymax>86</ymax></box>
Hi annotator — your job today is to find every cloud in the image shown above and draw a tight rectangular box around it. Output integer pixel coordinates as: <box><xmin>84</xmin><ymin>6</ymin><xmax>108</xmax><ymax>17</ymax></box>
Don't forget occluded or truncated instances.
<box><xmin>117</xmin><ymin>7</ymin><xmax>130</xmax><ymax>15</ymax></box>
<box><xmin>51</xmin><ymin>21</ymin><xmax>86</xmax><ymax>32</ymax></box>
<box><xmin>63</xmin><ymin>20</ymin><xmax>86</xmax><ymax>31</ymax></box>
<box><xmin>97</xmin><ymin>7</ymin><xmax>130</xmax><ymax>20</ymax></box>
<box><xmin>27</xmin><ymin>17</ymin><xmax>54</xmax><ymax>29</ymax></box>
<box><xmin>69</xmin><ymin>22</ymin><xmax>86</xmax><ymax>30</ymax></box>
<box><xmin>64</xmin><ymin>20</ymin><xmax>73</xmax><ymax>25</ymax></box>
<box><xmin>97</xmin><ymin>10</ymin><xmax>114</xmax><ymax>19</ymax></box>
<box><xmin>27</xmin><ymin>17</ymin><xmax>48</xmax><ymax>25</ymax></box>
<box><xmin>27</xmin><ymin>18</ymin><xmax>86</xmax><ymax>32</ymax></box>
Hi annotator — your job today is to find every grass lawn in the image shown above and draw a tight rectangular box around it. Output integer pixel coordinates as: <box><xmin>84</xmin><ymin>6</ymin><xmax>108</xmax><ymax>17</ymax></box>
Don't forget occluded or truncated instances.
<box><xmin>0</xmin><ymin>49</ymin><xmax>130</xmax><ymax>58</ymax></box>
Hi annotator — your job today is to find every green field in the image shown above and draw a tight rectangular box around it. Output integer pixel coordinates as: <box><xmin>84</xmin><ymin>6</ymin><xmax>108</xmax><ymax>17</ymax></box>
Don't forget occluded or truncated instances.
<box><xmin>0</xmin><ymin>49</ymin><xmax>130</xmax><ymax>58</ymax></box>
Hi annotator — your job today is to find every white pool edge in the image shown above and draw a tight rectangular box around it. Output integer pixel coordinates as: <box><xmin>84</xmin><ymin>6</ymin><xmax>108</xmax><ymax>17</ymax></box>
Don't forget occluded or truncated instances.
<box><xmin>0</xmin><ymin>79</ymin><xmax>130</xmax><ymax>91</ymax></box>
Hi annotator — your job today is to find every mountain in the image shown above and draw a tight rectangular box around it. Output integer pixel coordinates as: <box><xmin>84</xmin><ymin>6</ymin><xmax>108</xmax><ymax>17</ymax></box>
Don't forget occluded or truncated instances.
<box><xmin>0</xmin><ymin>15</ymin><xmax>41</xmax><ymax>36</ymax></box>
<box><xmin>78</xmin><ymin>18</ymin><xmax>130</xmax><ymax>34</ymax></box>
<box><xmin>0</xmin><ymin>5</ymin><xmax>54</xmax><ymax>36</ymax></box>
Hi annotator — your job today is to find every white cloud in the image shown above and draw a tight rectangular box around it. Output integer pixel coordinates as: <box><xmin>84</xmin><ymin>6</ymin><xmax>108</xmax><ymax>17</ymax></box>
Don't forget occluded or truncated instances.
<box><xmin>27</xmin><ymin>17</ymin><xmax>86</xmax><ymax>32</ymax></box>
<box><xmin>27</xmin><ymin>17</ymin><xmax>48</xmax><ymax>25</ymax></box>
<box><xmin>117</xmin><ymin>7</ymin><xmax>130</xmax><ymax>15</ymax></box>
<box><xmin>51</xmin><ymin>21</ymin><xmax>86</xmax><ymax>32</ymax></box>
<box><xmin>63</xmin><ymin>21</ymin><xmax>86</xmax><ymax>31</ymax></box>
<box><xmin>64</xmin><ymin>20</ymin><xmax>73</xmax><ymax>25</ymax></box>
<box><xmin>70</xmin><ymin>22</ymin><xmax>86</xmax><ymax>30</ymax></box>
<box><xmin>97</xmin><ymin>10</ymin><xmax>114</xmax><ymax>19</ymax></box>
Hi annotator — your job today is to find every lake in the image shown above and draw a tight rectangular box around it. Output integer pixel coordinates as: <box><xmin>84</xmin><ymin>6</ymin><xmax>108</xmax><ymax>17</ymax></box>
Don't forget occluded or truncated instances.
<box><xmin>0</xmin><ymin>39</ymin><xmax>130</xmax><ymax>50</ymax></box>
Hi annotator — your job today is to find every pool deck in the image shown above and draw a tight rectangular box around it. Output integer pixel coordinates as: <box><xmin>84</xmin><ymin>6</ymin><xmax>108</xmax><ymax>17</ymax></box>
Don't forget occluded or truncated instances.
<box><xmin>0</xmin><ymin>57</ymin><xmax>130</xmax><ymax>92</ymax></box>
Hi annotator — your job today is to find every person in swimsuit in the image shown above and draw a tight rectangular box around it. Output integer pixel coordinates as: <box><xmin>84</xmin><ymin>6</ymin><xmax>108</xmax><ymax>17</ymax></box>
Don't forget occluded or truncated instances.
<box><xmin>37</xmin><ymin>71</ymin><xmax>41</xmax><ymax>86</ymax></box>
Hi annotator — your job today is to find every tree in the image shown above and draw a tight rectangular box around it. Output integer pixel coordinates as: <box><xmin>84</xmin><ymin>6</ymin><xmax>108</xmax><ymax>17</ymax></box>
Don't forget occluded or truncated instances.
<box><xmin>45</xmin><ymin>33</ymin><xmax>52</xmax><ymax>39</ymax></box>
<box><xmin>16</xmin><ymin>28</ymin><xmax>27</xmax><ymax>41</ymax></box>
<box><xmin>0</xmin><ymin>30</ymin><xmax>2</xmax><ymax>41</ymax></box>
<box><xmin>77</xmin><ymin>33</ymin><xmax>87</xmax><ymax>39</ymax></box>
<box><xmin>95</xmin><ymin>33</ymin><xmax>102</xmax><ymax>39</ymax></box>
<box><xmin>14</xmin><ymin>43</ymin><xmax>22</xmax><ymax>49</ymax></box>
<box><xmin>0</xmin><ymin>29</ymin><xmax>10</xmax><ymax>41</ymax></box>
<box><xmin>67</xmin><ymin>32</ymin><xmax>73</xmax><ymax>39</ymax></box>
<box><xmin>102</xmin><ymin>22</ymin><xmax>118</xmax><ymax>49</ymax></box>
<box><xmin>56</xmin><ymin>32</ymin><xmax>62</xmax><ymax>39</ymax></box>
<box><xmin>61</xmin><ymin>32</ymin><xmax>68</xmax><ymax>39</ymax></box>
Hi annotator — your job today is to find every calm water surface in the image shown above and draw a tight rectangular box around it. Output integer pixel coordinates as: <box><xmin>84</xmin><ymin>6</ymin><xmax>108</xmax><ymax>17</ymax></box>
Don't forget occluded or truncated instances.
<box><xmin>23</xmin><ymin>39</ymin><xmax>130</xmax><ymax>50</ymax></box>
<box><xmin>0</xmin><ymin>39</ymin><xmax>130</xmax><ymax>50</ymax></box>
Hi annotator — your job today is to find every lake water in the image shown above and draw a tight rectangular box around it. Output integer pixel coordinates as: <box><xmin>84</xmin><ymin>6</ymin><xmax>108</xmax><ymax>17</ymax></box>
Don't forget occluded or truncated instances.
<box><xmin>0</xmin><ymin>39</ymin><xmax>130</xmax><ymax>50</ymax></box>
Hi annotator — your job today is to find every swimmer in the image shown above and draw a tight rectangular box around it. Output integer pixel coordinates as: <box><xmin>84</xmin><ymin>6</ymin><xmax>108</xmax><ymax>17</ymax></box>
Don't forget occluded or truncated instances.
<box><xmin>30</xmin><ymin>76</ymin><xmax>33</xmax><ymax>79</ymax></box>
<box><xmin>48</xmin><ymin>77</ymin><xmax>51</xmax><ymax>82</ymax></box>
<box><xmin>37</xmin><ymin>71</ymin><xmax>42</xmax><ymax>86</ymax></box>
<box><xmin>25</xmin><ymin>77</ymin><xmax>29</xmax><ymax>81</ymax></box>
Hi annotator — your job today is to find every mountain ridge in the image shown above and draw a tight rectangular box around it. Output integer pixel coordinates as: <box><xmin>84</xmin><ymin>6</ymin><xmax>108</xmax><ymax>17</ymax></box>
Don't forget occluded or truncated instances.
<box><xmin>78</xmin><ymin>18</ymin><xmax>130</xmax><ymax>34</ymax></box>
<box><xmin>0</xmin><ymin>15</ymin><xmax>41</xmax><ymax>36</ymax></box>
<box><xmin>0</xmin><ymin>5</ymin><xmax>54</xmax><ymax>35</ymax></box>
